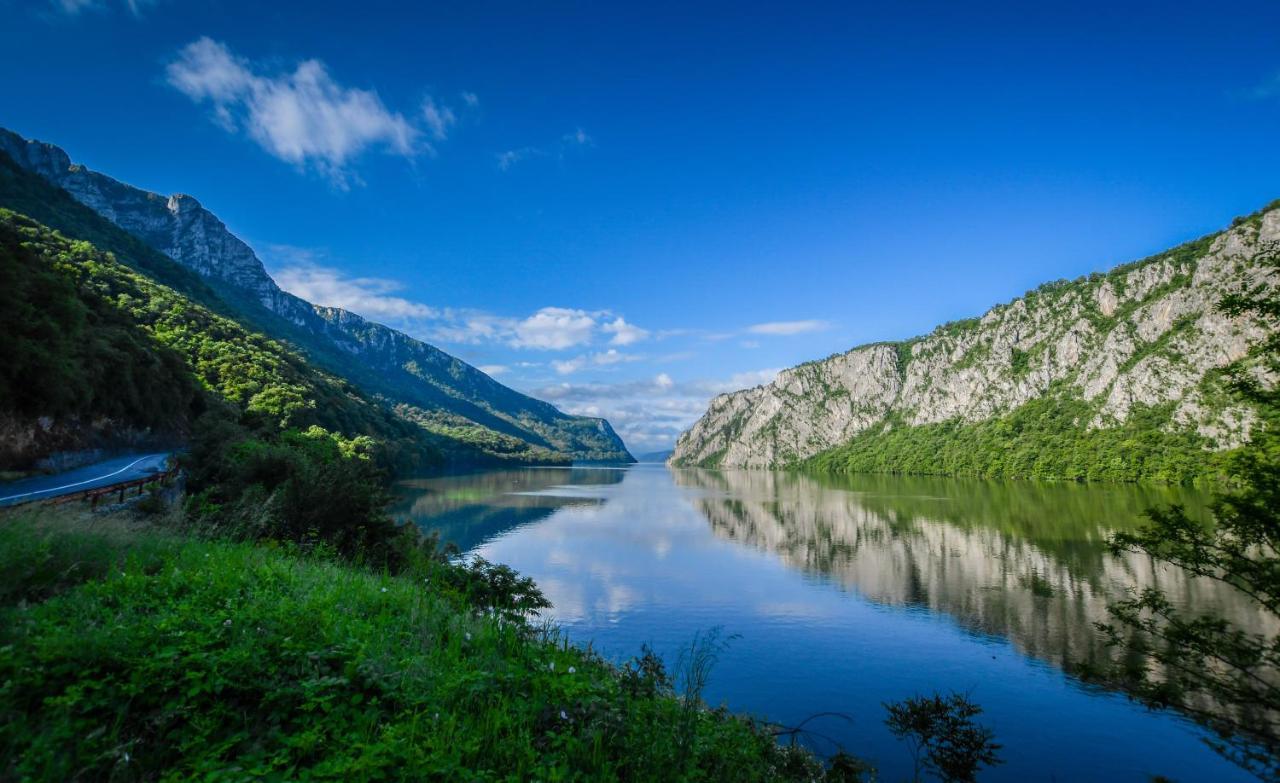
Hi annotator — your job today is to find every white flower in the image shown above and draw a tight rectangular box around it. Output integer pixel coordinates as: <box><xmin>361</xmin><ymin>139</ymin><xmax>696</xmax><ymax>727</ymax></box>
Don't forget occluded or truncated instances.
<box><xmin>223</xmin><ymin>619</ymin><xmax>232</xmax><ymax>627</ymax></box>
<box><xmin>549</xmin><ymin>661</ymin><xmax>555</xmax><ymax>671</ymax></box>
<box><xmin>559</xmin><ymin>710</ymin><xmax>568</xmax><ymax>720</ymax></box>
<box><xmin>465</xmin><ymin>632</ymin><xmax>472</xmax><ymax>641</ymax></box>
<box><xmin>380</xmin><ymin>587</ymin><xmax>388</xmax><ymax>593</ymax></box>
<box><xmin>568</xmin><ymin>666</ymin><xmax>576</xmax><ymax>674</ymax></box>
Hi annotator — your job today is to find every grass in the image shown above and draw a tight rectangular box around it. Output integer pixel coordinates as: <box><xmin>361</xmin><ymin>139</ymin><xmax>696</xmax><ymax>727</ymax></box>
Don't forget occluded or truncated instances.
<box><xmin>0</xmin><ymin>508</ymin><xmax>863</xmax><ymax>782</ymax></box>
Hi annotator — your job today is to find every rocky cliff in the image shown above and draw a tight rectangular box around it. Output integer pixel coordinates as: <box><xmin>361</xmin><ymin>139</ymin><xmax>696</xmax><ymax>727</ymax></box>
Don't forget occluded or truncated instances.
<box><xmin>673</xmin><ymin>205</ymin><xmax>1279</xmax><ymax>474</ymax></box>
<box><xmin>0</xmin><ymin>129</ymin><xmax>631</xmax><ymax>464</ymax></box>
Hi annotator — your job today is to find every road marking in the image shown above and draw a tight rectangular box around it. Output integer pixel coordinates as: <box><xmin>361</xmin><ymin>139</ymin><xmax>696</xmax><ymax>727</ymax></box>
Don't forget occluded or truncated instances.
<box><xmin>0</xmin><ymin>454</ymin><xmax>165</xmax><ymax>503</ymax></box>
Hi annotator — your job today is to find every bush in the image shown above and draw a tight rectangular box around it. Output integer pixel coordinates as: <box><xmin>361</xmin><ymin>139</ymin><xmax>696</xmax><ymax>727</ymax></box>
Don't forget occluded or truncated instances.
<box><xmin>0</xmin><ymin>514</ymin><xmax>866</xmax><ymax>781</ymax></box>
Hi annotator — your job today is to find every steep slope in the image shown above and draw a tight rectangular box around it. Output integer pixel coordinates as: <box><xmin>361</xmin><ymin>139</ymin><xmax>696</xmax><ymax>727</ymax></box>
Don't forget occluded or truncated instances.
<box><xmin>0</xmin><ymin>209</ymin><xmax>459</xmax><ymax>471</ymax></box>
<box><xmin>0</xmin><ymin>129</ymin><xmax>631</xmax><ymax>463</ymax></box>
<box><xmin>673</xmin><ymin>204</ymin><xmax>1280</xmax><ymax>480</ymax></box>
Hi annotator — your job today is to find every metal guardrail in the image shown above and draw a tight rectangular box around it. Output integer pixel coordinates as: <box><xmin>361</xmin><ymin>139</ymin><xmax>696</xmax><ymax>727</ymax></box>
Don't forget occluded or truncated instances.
<box><xmin>45</xmin><ymin>467</ymin><xmax>180</xmax><ymax>508</ymax></box>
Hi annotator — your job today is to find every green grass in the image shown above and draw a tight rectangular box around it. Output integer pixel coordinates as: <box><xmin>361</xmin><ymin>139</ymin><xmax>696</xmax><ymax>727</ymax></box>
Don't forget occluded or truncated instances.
<box><xmin>0</xmin><ymin>510</ymin><xmax>860</xmax><ymax>781</ymax></box>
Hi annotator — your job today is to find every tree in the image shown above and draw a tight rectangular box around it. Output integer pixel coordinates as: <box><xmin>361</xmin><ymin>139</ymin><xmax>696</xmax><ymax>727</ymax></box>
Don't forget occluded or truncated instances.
<box><xmin>1095</xmin><ymin>257</ymin><xmax>1280</xmax><ymax>780</ymax></box>
<box><xmin>883</xmin><ymin>692</ymin><xmax>1001</xmax><ymax>782</ymax></box>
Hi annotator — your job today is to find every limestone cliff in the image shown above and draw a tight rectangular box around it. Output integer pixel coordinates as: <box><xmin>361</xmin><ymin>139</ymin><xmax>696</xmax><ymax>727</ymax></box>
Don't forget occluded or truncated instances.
<box><xmin>673</xmin><ymin>206</ymin><xmax>1278</xmax><ymax>471</ymax></box>
<box><xmin>0</xmin><ymin>128</ymin><xmax>632</xmax><ymax>464</ymax></box>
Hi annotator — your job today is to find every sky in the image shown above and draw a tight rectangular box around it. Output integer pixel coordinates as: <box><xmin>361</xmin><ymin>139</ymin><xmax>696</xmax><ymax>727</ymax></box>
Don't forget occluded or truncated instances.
<box><xmin>4</xmin><ymin>0</ymin><xmax>1280</xmax><ymax>453</ymax></box>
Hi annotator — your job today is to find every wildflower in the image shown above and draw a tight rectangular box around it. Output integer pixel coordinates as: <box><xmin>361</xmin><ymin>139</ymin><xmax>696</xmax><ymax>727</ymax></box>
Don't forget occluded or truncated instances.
<box><xmin>559</xmin><ymin>710</ymin><xmax>568</xmax><ymax>721</ymax></box>
<box><xmin>381</xmin><ymin>587</ymin><xmax>388</xmax><ymax>593</ymax></box>
<box><xmin>465</xmin><ymin>632</ymin><xmax>472</xmax><ymax>641</ymax></box>
<box><xmin>549</xmin><ymin>661</ymin><xmax>555</xmax><ymax>671</ymax></box>
<box><xmin>223</xmin><ymin>619</ymin><xmax>232</xmax><ymax>627</ymax></box>
<box><xmin>568</xmin><ymin>666</ymin><xmax>576</xmax><ymax>674</ymax></box>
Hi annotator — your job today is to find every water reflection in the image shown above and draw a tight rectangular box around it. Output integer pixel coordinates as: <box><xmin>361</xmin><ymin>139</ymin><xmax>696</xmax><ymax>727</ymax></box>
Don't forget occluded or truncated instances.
<box><xmin>391</xmin><ymin>467</ymin><xmax>624</xmax><ymax>552</ymax></box>
<box><xmin>390</xmin><ymin>464</ymin><xmax>1266</xmax><ymax>780</ymax></box>
<box><xmin>675</xmin><ymin>468</ymin><xmax>1274</xmax><ymax>674</ymax></box>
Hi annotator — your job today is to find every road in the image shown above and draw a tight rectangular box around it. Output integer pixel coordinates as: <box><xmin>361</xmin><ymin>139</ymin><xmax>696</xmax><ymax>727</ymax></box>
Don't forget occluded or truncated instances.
<box><xmin>0</xmin><ymin>453</ymin><xmax>172</xmax><ymax>508</ymax></box>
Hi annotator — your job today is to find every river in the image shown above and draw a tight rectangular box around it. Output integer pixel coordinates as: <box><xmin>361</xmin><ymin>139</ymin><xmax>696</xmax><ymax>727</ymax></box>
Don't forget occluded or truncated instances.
<box><xmin>391</xmin><ymin>464</ymin><xmax>1269</xmax><ymax>782</ymax></box>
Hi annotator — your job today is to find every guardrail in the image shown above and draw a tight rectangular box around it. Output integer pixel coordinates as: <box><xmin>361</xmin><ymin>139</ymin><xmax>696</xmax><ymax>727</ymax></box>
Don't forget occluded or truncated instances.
<box><xmin>45</xmin><ymin>467</ymin><xmax>180</xmax><ymax>508</ymax></box>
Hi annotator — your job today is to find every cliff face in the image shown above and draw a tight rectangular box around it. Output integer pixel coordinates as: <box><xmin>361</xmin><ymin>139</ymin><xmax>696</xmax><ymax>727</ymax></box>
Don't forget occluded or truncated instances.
<box><xmin>673</xmin><ymin>207</ymin><xmax>1279</xmax><ymax>470</ymax></box>
<box><xmin>0</xmin><ymin>129</ymin><xmax>632</xmax><ymax>463</ymax></box>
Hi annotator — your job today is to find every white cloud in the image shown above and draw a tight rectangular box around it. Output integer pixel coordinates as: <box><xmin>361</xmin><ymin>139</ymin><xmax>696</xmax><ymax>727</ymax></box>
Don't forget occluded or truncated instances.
<box><xmin>550</xmin><ymin>349</ymin><xmax>643</xmax><ymax>375</ymax></box>
<box><xmin>498</xmin><ymin>127</ymin><xmax>593</xmax><ymax>172</ymax></box>
<box><xmin>512</xmin><ymin>307</ymin><xmax>599</xmax><ymax>350</ymax></box>
<box><xmin>51</xmin><ymin>0</ymin><xmax>155</xmax><ymax>15</ymax></box>
<box><xmin>166</xmin><ymin>37</ymin><xmax>427</xmax><ymax>185</ymax></box>
<box><xmin>746</xmin><ymin>319</ymin><xmax>830</xmax><ymax>336</ymax></box>
<box><xmin>552</xmin><ymin>357</ymin><xmax>586</xmax><ymax>375</ymax></box>
<box><xmin>496</xmin><ymin>146</ymin><xmax>542</xmax><ymax>171</ymax></box>
<box><xmin>592</xmin><ymin>349</ymin><xmax>633</xmax><ymax>366</ymax></box>
<box><xmin>421</xmin><ymin>96</ymin><xmax>456</xmax><ymax>141</ymax></box>
<box><xmin>563</xmin><ymin>127</ymin><xmax>593</xmax><ymax>146</ymax></box>
<box><xmin>603</xmin><ymin>316</ymin><xmax>649</xmax><ymax>346</ymax></box>
<box><xmin>530</xmin><ymin>368</ymin><xmax>780</xmax><ymax>453</ymax></box>
<box><xmin>270</xmin><ymin>260</ymin><xmax>439</xmax><ymax>320</ymax></box>
<box><xmin>478</xmin><ymin>364</ymin><xmax>509</xmax><ymax>377</ymax></box>
<box><xmin>461</xmin><ymin>91</ymin><xmax>480</xmax><ymax>108</ymax></box>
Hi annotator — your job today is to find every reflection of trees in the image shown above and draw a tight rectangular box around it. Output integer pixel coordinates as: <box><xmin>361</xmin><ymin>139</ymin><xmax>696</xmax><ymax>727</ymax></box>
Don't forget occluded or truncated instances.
<box><xmin>391</xmin><ymin>467</ymin><xmax>624</xmax><ymax>551</ymax></box>
<box><xmin>674</xmin><ymin>469</ymin><xmax>1276</xmax><ymax>674</ymax></box>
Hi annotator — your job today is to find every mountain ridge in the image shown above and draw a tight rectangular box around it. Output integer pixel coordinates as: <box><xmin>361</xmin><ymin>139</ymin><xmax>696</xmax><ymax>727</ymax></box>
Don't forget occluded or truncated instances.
<box><xmin>0</xmin><ymin>128</ymin><xmax>632</xmax><ymax>464</ymax></box>
<box><xmin>671</xmin><ymin>203</ymin><xmax>1279</xmax><ymax>479</ymax></box>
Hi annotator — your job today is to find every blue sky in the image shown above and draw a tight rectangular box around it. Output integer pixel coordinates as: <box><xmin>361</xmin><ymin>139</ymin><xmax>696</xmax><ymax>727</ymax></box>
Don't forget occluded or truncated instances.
<box><xmin>4</xmin><ymin>0</ymin><xmax>1280</xmax><ymax>452</ymax></box>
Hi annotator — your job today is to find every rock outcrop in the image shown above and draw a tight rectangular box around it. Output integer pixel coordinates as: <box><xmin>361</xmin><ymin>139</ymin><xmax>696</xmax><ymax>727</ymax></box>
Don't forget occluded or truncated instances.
<box><xmin>0</xmin><ymin>128</ymin><xmax>632</xmax><ymax>463</ymax></box>
<box><xmin>673</xmin><ymin>207</ymin><xmax>1278</xmax><ymax>468</ymax></box>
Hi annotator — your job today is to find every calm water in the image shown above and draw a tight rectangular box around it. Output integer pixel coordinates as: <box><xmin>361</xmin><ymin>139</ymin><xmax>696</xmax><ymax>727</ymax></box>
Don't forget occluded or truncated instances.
<box><xmin>392</xmin><ymin>464</ymin><xmax>1271</xmax><ymax>782</ymax></box>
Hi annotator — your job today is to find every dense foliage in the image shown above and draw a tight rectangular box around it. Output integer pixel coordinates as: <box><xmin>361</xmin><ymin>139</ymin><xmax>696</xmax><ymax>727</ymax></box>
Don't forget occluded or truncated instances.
<box><xmin>0</xmin><ymin>209</ymin><xmax>445</xmax><ymax>471</ymax></box>
<box><xmin>0</xmin><ymin>148</ymin><xmax>628</xmax><ymax>466</ymax></box>
<box><xmin>1089</xmin><ymin>254</ymin><xmax>1280</xmax><ymax>780</ymax></box>
<box><xmin>0</xmin><ymin>512</ymin><xmax>865</xmax><ymax>781</ymax></box>
<box><xmin>803</xmin><ymin>392</ymin><xmax>1224</xmax><ymax>484</ymax></box>
<box><xmin>0</xmin><ymin>217</ymin><xmax>197</xmax><ymax>432</ymax></box>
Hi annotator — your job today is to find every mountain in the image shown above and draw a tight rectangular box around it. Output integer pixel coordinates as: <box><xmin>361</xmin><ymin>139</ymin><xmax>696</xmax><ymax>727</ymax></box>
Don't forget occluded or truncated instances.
<box><xmin>672</xmin><ymin>203</ymin><xmax>1280</xmax><ymax>481</ymax></box>
<box><xmin>0</xmin><ymin>208</ymin><xmax>457</xmax><ymax>471</ymax></box>
<box><xmin>0</xmin><ymin>129</ymin><xmax>632</xmax><ymax>464</ymax></box>
<box><xmin>635</xmin><ymin>449</ymin><xmax>674</xmax><ymax>463</ymax></box>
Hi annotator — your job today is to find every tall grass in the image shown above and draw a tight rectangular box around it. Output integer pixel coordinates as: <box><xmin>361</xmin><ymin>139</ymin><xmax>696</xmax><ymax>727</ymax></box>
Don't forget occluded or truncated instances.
<box><xmin>0</xmin><ymin>509</ymin><xmax>865</xmax><ymax>781</ymax></box>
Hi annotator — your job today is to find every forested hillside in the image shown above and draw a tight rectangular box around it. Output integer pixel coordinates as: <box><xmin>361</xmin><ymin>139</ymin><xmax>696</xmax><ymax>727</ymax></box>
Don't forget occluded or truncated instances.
<box><xmin>0</xmin><ymin>129</ymin><xmax>632</xmax><ymax>464</ymax></box>
<box><xmin>0</xmin><ymin>149</ymin><xmax>581</xmax><ymax>468</ymax></box>
<box><xmin>0</xmin><ymin>209</ymin><xmax>463</xmax><ymax>471</ymax></box>
<box><xmin>673</xmin><ymin>202</ymin><xmax>1280</xmax><ymax>482</ymax></box>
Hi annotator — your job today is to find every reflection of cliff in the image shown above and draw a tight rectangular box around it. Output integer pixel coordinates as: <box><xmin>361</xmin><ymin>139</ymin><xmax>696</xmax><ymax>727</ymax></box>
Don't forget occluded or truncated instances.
<box><xmin>393</xmin><ymin>467</ymin><xmax>624</xmax><ymax>551</ymax></box>
<box><xmin>674</xmin><ymin>469</ymin><xmax>1275</xmax><ymax>672</ymax></box>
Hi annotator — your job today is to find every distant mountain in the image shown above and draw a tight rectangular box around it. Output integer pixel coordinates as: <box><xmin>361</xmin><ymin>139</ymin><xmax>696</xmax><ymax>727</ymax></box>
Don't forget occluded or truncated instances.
<box><xmin>0</xmin><ymin>128</ymin><xmax>632</xmax><ymax>465</ymax></box>
<box><xmin>635</xmin><ymin>450</ymin><xmax>673</xmax><ymax>463</ymax></box>
<box><xmin>673</xmin><ymin>204</ymin><xmax>1279</xmax><ymax>481</ymax></box>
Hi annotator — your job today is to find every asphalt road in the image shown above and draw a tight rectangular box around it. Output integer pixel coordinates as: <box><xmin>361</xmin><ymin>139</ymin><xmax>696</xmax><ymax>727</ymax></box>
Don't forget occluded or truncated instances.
<box><xmin>0</xmin><ymin>453</ymin><xmax>172</xmax><ymax>508</ymax></box>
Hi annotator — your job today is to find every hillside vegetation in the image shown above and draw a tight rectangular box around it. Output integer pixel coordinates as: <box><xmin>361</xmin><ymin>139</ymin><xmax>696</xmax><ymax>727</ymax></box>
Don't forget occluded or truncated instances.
<box><xmin>674</xmin><ymin>202</ymin><xmax>1279</xmax><ymax>482</ymax></box>
<box><xmin>0</xmin><ymin>152</ymin><xmax>584</xmax><ymax>467</ymax></box>
<box><xmin>0</xmin><ymin>130</ymin><xmax>632</xmax><ymax>464</ymax></box>
<box><xmin>0</xmin><ymin>209</ymin><xmax>446</xmax><ymax>472</ymax></box>
<box><xmin>0</xmin><ymin>508</ymin><xmax>868</xmax><ymax>781</ymax></box>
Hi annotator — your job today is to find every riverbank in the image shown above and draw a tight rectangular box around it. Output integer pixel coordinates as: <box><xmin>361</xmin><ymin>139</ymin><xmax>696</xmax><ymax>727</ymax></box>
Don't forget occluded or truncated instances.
<box><xmin>0</xmin><ymin>506</ymin><xmax>863</xmax><ymax>781</ymax></box>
